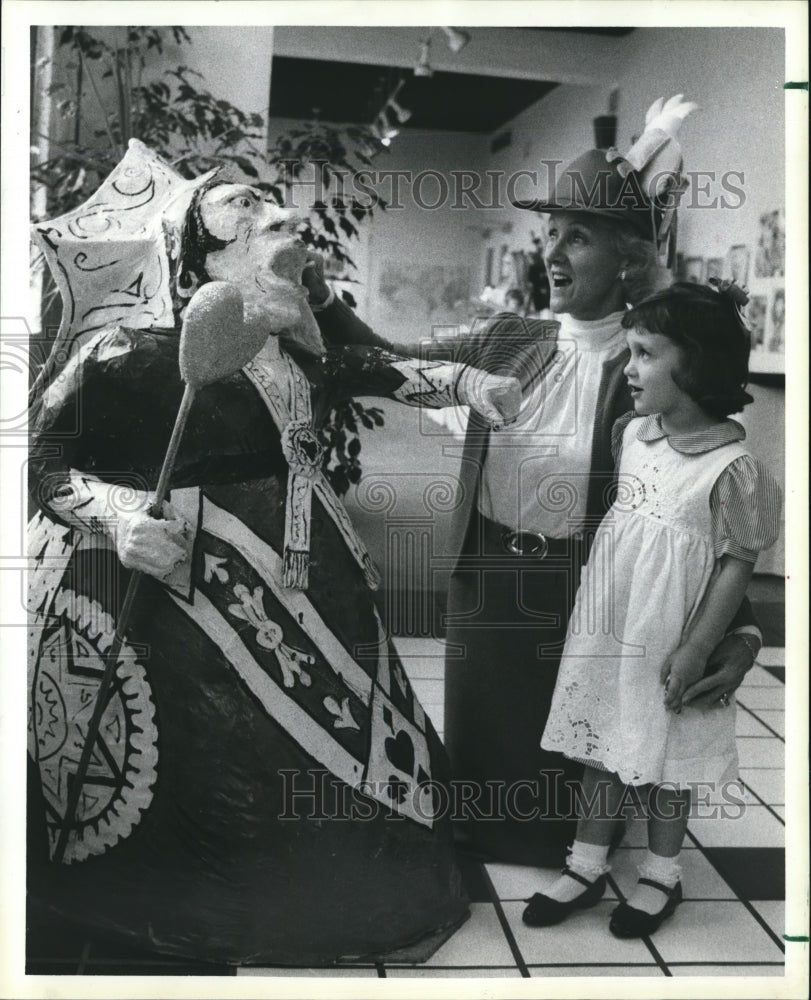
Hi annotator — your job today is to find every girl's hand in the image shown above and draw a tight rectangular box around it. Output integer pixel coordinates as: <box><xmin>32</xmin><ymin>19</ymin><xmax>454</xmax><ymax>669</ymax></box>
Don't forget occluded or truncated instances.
<box><xmin>661</xmin><ymin>645</ymin><xmax>708</xmax><ymax>713</ymax></box>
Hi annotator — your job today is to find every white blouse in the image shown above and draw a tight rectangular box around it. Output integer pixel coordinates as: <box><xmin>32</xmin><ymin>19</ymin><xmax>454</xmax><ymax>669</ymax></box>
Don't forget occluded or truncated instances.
<box><xmin>478</xmin><ymin>310</ymin><xmax>627</xmax><ymax>537</ymax></box>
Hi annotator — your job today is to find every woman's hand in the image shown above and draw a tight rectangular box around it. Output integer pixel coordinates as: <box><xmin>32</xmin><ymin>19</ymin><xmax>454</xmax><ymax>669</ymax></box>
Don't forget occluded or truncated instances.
<box><xmin>661</xmin><ymin>644</ymin><xmax>707</xmax><ymax>713</ymax></box>
<box><xmin>117</xmin><ymin>502</ymin><xmax>192</xmax><ymax>581</ymax></box>
<box><xmin>301</xmin><ymin>252</ymin><xmax>331</xmax><ymax>307</ymax></box>
<box><xmin>681</xmin><ymin>633</ymin><xmax>759</xmax><ymax>710</ymax></box>
<box><xmin>456</xmin><ymin>368</ymin><xmax>522</xmax><ymax>428</ymax></box>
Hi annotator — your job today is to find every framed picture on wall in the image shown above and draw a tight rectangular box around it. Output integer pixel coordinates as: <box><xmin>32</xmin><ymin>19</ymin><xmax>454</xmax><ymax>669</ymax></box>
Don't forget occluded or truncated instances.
<box><xmin>748</xmin><ymin>285</ymin><xmax>785</xmax><ymax>375</ymax></box>
<box><xmin>754</xmin><ymin>208</ymin><xmax>785</xmax><ymax>278</ymax></box>
<box><xmin>685</xmin><ymin>257</ymin><xmax>704</xmax><ymax>282</ymax></box>
<box><xmin>705</xmin><ymin>257</ymin><xmax>724</xmax><ymax>281</ymax></box>
<box><xmin>726</xmin><ymin>244</ymin><xmax>751</xmax><ymax>287</ymax></box>
<box><xmin>747</xmin><ymin>295</ymin><xmax>768</xmax><ymax>350</ymax></box>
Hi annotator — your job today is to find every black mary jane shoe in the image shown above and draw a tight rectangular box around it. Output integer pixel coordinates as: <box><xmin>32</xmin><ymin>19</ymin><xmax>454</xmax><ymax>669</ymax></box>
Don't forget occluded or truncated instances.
<box><xmin>522</xmin><ymin>867</ymin><xmax>608</xmax><ymax>927</ymax></box>
<box><xmin>609</xmin><ymin>877</ymin><xmax>683</xmax><ymax>938</ymax></box>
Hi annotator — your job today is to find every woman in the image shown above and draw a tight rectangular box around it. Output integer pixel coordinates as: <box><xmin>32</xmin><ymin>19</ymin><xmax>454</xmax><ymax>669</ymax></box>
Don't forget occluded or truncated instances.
<box><xmin>311</xmin><ymin>96</ymin><xmax>763</xmax><ymax>867</ymax></box>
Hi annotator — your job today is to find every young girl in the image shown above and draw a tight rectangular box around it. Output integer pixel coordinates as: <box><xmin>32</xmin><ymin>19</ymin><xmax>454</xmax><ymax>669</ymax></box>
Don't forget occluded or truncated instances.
<box><xmin>525</xmin><ymin>280</ymin><xmax>782</xmax><ymax>938</ymax></box>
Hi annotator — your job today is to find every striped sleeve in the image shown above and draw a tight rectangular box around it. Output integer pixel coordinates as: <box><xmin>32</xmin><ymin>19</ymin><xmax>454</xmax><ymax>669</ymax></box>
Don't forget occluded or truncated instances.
<box><xmin>710</xmin><ymin>455</ymin><xmax>783</xmax><ymax>562</ymax></box>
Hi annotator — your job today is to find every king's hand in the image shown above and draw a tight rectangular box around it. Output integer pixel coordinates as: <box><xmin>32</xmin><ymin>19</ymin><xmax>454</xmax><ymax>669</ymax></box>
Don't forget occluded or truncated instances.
<box><xmin>117</xmin><ymin>502</ymin><xmax>193</xmax><ymax>582</ymax></box>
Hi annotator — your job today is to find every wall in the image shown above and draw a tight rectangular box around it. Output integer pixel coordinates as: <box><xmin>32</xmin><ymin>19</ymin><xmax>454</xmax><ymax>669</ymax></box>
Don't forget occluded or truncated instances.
<box><xmin>357</xmin><ymin>129</ymin><xmax>491</xmax><ymax>342</ymax></box>
<box><xmin>614</xmin><ymin>28</ymin><xmax>784</xmax><ymax>260</ymax></box>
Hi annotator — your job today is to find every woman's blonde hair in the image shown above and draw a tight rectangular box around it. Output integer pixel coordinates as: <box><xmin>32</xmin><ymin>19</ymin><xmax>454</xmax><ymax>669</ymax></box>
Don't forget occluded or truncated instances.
<box><xmin>612</xmin><ymin>223</ymin><xmax>671</xmax><ymax>305</ymax></box>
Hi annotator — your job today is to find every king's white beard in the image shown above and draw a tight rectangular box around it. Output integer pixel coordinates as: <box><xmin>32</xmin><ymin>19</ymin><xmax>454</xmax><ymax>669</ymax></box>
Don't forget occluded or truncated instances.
<box><xmin>241</xmin><ymin>283</ymin><xmax>326</xmax><ymax>356</ymax></box>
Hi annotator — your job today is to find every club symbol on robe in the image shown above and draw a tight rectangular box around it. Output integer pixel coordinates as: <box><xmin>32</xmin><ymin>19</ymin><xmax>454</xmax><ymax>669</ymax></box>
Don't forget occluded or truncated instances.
<box><xmin>228</xmin><ymin>583</ymin><xmax>314</xmax><ymax>688</ymax></box>
<box><xmin>323</xmin><ymin>695</ymin><xmax>359</xmax><ymax>730</ymax></box>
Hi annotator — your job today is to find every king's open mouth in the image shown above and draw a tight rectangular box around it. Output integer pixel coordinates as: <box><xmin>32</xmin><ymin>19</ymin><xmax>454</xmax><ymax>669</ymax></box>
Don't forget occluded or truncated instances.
<box><xmin>268</xmin><ymin>241</ymin><xmax>308</xmax><ymax>284</ymax></box>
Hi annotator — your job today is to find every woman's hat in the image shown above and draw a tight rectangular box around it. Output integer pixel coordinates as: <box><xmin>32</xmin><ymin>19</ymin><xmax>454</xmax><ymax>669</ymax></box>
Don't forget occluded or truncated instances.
<box><xmin>511</xmin><ymin>148</ymin><xmax>658</xmax><ymax>240</ymax></box>
<box><xmin>512</xmin><ymin>95</ymin><xmax>697</xmax><ymax>249</ymax></box>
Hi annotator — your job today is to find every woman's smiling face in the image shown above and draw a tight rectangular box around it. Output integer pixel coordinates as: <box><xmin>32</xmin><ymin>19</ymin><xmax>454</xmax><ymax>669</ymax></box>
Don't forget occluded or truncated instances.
<box><xmin>543</xmin><ymin>212</ymin><xmax>627</xmax><ymax>320</ymax></box>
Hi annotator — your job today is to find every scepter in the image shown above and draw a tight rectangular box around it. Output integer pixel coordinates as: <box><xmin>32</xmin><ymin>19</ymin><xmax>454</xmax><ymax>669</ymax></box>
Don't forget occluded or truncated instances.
<box><xmin>53</xmin><ymin>282</ymin><xmax>269</xmax><ymax>864</ymax></box>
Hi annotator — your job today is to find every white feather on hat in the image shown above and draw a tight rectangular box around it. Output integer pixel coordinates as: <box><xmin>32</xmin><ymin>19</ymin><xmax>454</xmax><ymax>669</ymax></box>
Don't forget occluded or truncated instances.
<box><xmin>623</xmin><ymin>94</ymin><xmax>699</xmax><ymax>199</ymax></box>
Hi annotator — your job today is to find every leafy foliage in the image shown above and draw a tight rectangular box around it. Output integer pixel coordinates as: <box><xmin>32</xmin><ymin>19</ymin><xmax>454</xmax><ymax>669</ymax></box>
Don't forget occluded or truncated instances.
<box><xmin>31</xmin><ymin>24</ymin><xmax>388</xmax><ymax>495</ymax></box>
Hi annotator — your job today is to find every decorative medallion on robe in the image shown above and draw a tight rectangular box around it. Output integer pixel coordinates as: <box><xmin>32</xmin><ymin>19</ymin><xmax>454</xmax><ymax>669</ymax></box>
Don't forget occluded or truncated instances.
<box><xmin>29</xmin><ymin>588</ymin><xmax>158</xmax><ymax>864</ymax></box>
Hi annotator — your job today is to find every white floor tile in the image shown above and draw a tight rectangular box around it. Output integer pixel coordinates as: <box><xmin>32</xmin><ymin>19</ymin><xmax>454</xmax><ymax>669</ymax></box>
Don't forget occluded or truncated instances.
<box><xmin>652</xmin><ymin>901</ymin><xmax>784</xmax><ymax>963</ymax></box>
<box><xmin>742</xmin><ymin>664</ymin><xmax>783</xmax><ymax>687</ymax></box>
<box><xmin>687</xmin><ymin>804</ymin><xmax>784</xmax><ymax>847</ymax></box>
<box><xmin>485</xmin><ymin>861</ymin><xmax>617</xmax><ymax>902</ymax></box>
<box><xmin>668</xmin><ymin>964</ymin><xmax>783</xmax><ymax>976</ymax></box>
<box><xmin>756</xmin><ymin>647</ymin><xmax>785</xmax><ymax>667</ymax></box>
<box><xmin>503</xmin><ymin>900</ymin><xmax>653</xmax><ymax>964</ymax></box>
<box><xmin>737</xmin><ymin>687</ymin><xmax>786</xmax><ymax>710</ymax></box>
<box><xmin>739</xmin><ymin>768</ymin><xmax>784</xmax><ymax>805</ymax></box>
<box><xmin>750</xmin><ymin>900</ymin><xmax>785</xmax><ymax>939</ymax></box>
<box><xmin>395</xmin><ymin>651</ymin><xmax>447</xmax><ymax>681</ymax></box>
<box><xmin>392</xmin><ymin>636</ymin><xmax>447</xmax><ymax>660</ymax></box>
<box><xmin>611</xmin><ymin>847</ymin><xmax>737</xmax><ymax>899</ymax></box>
<box><xmin>736</xmin><ymin>712</ymin><xmax>773</xmax><ymax>737</ymax></box>
<box><xmin>409</xmin><ymin>678</ymin><xmax>444</xmax><ymax>705</ymax></box>
<box><xmin>735</xmin><ymin>736</ymin><xmax>785</xmax><ymax>769</ymax></box>
<box><xmin>752</xmin><ymin>710</ymin><xmax>785</xmax><ymax>737</ymax></box>
<box><xmin>386</xmin><ymin>967</ymin><xmax>522</xmax><ymax>977</ymax></box>
<box><xmin>529</xmin><ymin>965</ymin><xmax>664</xmax><ymax>977</ymax></box>
<box><xmin>386</xmin><ymin>903</ymin><xmax>515</xmax><ymax>968</ymax></box>
<box><xmin>237</xmin><ymin>966</ymin><xmax>379</xmax><ymax>977</ymax></box>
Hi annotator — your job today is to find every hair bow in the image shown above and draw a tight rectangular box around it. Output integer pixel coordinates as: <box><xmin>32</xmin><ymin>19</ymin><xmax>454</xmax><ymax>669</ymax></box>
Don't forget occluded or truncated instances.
<box><xmin>708</xmin><ymin>276</ymin><xmax>750</xmax><ymax>309</ymax></box>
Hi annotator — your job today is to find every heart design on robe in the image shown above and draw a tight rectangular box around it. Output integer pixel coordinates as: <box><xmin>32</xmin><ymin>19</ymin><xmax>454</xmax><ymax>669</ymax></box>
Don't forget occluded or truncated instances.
<box><xmin>384</xmin><ymin>729</ymin><xmax>415</xmax><ymax>777</ymax></box>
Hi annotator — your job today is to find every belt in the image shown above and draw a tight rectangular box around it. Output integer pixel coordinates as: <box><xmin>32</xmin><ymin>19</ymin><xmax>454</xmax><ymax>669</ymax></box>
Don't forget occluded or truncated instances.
<box><xmin>478</xmin><ymin>513</ymin><xmax>583</xmax><ymax>561</ymax></box>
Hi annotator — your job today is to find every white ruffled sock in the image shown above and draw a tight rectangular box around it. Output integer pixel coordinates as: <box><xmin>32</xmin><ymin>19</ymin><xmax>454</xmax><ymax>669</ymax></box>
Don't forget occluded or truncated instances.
<box><xmin>625</xmin><ymin>850</ymin><xmax>682</xmax><ymax>914</ymax></box>
<box><xmin>544</xmin><ymin>840</ymin><xmax>611</xmax><ymax>903</ymax></box>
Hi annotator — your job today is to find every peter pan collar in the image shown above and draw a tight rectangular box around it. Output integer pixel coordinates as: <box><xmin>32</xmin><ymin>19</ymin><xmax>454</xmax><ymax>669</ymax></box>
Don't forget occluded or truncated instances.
<box><xmin>637</xmin><ymin>413</ymin><xmax>746</xmax><ymax>454</ymax></box>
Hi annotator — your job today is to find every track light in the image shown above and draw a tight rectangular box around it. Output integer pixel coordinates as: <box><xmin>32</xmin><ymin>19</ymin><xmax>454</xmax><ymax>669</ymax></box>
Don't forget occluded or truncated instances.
<box><xmin>386</xmin><ymin>80</ymin><xmax>412</xmax><ymax>124</ymax></box>
<box><xmin>387</xmin><ymin>96</ymin><xmax>411</xmax><ymax>124</ymax></box>
<box><xmin>414</xmin><ymin>38</ymin><xmax>433</xmax><ymax>77</ymax></box>
<box><xmin>440</xmin><ymin>26</ymin><xmax>471</xmax><ymax>53</ymax></box>
<box><xmin>376</xmin><ymin>110</ymin><xmax>399</xmax><ymax>146</ymax></box>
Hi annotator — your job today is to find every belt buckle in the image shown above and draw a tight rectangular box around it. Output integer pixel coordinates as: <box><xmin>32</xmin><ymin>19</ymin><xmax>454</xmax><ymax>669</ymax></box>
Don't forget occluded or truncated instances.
<box><xmin>502</xmin><ymin>529</ymin><xmax>549</xmax><ymax>558</ymax></box>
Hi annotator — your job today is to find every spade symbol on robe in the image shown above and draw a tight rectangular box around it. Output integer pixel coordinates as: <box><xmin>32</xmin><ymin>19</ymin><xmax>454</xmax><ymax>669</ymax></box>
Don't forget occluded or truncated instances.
<box><xmin>384</xmin><ymin>729</ymin><xmax>415</xmax><ymax>776</ymax></box>
<box><xmin>123</xmin><ymin>273</ymin><xmax>144</xmax><ymax>298</ymax></box>
<box><xmin>385</xmin><ymin>776</ymin><xmax>408</xmax><ymax>803</ymax></box>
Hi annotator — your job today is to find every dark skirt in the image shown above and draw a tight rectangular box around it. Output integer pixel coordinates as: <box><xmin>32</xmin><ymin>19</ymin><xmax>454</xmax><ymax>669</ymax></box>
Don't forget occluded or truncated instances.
<box><xmin>444</xmin><ymin>511</ymin><xmax>586</xmax><ymax>867</ymax></box>
<box><xmin>27</xmin><ymin>484</ymin><xmax>468</xmax><ymax>965</ymax></box>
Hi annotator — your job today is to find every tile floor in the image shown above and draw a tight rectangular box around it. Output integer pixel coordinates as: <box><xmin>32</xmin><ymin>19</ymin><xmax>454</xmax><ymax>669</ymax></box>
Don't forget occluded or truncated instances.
<box><xmin>27</xmin><ymin>640</ymin><xmax>792</xmax><ymax>981</ymax></box>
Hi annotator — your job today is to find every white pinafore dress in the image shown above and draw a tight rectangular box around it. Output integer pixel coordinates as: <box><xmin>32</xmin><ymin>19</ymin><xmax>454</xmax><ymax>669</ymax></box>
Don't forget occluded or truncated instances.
<box><xmin>542</xmin><ymin>418</ymin><xmax>754</xmax><ymax>787</ymax></box>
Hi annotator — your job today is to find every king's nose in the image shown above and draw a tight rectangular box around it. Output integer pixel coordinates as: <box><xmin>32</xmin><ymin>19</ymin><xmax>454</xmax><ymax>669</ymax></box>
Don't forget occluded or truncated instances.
<box><xmin>261</xmin><ymin>204</ymin><xmax>305</xmax><ymax>232</ymax></box>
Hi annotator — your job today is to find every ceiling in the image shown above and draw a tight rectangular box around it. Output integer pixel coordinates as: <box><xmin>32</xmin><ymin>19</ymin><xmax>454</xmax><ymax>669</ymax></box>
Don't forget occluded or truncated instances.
<box><xmin>269</xmin><ymin>28</ymin><xmax>634</xmax><ymax>134</ymax></box>
<box><xmin>270</xmin><ymin>56</ymin><xmax>558</xmax><ymax>134</ymax></box>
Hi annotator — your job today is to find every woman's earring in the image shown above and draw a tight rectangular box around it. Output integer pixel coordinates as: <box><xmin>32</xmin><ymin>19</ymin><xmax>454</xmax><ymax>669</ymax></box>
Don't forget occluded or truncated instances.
<box><xmin>619</xmin><ymin>269</ymin><xmax>627</xmax><ymax>282</ymax></box>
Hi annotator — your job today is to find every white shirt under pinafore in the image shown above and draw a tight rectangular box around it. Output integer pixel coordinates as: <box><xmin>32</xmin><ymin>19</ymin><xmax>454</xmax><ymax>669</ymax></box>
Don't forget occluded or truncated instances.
<box><xmin>541</xmin><ymin>417</ymin><xmax>756</xmax><ymax>787</ymax></box>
